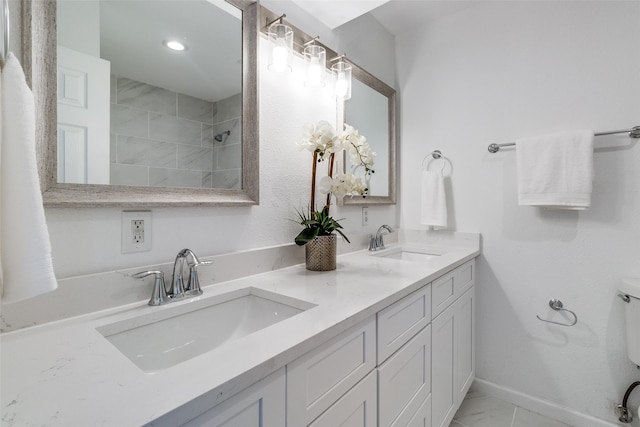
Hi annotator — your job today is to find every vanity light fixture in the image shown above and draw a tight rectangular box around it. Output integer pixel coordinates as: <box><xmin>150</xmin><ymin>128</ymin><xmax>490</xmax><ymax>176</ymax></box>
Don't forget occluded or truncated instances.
<box><xmin>163</xmin><ymin>39</ymin><xmax>187</xmax><ymax>51</ymax></box>
<box><xmin>267</xmin><ymin>14</ymin><xmax>293</xmax><ymax>73</ymax></box>
<box><xmin>303</xmin><ymin>37</ymin><xmax>326</xmax><ymax>87</ymax></box>
<box><xmin>331</xmin><ymin>54</ymin><xmax>352</xmax><ymax>101</ymax></box>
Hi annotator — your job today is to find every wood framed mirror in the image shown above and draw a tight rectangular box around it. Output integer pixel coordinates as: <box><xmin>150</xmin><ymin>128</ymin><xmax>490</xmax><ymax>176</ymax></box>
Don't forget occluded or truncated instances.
<box><xmin>22</xmin><ymin>0</ymin><xmax>259</xmax><ymax>207</ymax></box>
<box><xmin>341</xmin><ymin>63</ymin><xmax>396</xmax><ymax>205</ymax></box>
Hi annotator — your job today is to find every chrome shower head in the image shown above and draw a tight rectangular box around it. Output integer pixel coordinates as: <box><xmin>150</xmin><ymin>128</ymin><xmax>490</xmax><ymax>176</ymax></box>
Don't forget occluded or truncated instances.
<box><xmin>214</xmin><ymin>130</ymin><xmax>231</xmax><ymax>142</ymax></box>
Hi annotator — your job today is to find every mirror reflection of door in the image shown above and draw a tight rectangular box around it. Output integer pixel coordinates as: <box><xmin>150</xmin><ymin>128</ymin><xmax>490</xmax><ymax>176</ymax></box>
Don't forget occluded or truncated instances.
<box><xmin>57</xmin><ymin>46</ymin><xmax>111</xmax><ymax>184</ymax></box>
<box><xmin>56</xmin><ymin>0</ymin><xmax>243</xmax><ymax>189</ymax></box>
<box><xmin>345</xmin><ymin>78</ymin><xmax>389</xmax><ymax>197</ymax></box>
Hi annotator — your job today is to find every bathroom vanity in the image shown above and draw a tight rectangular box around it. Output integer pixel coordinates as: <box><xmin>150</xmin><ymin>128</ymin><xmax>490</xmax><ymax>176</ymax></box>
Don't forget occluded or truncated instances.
<box><xmin>0</xmin><ymin>233</ymin><xmax>479</xmax><ymax>426</ymax></box>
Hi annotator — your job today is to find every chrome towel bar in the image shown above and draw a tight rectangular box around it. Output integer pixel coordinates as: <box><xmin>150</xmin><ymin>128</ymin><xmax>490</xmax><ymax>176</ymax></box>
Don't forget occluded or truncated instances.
<box><xmin>488</xmin><ymin>125</ymin><xmax>640</xmax><ymax>153</ymax></box>
<box><xmin>1</xmin><ymin>0</ymin><xmax>8</xmax><ymax>63</ymax></box>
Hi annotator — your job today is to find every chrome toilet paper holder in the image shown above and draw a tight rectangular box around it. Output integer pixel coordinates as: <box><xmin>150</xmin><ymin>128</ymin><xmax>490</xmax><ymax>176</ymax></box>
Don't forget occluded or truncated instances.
<box><xmin>536</xmin><ymin>298</ymin><xmax>578</xmax><ymax>327</ymax></box>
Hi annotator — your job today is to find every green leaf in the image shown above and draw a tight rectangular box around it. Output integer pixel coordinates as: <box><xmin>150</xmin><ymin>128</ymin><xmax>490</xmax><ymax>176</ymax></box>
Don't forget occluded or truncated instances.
<box><xmin>295</xmin><ymin>227</ymin><xmax>319</xmax><ymax>246</ymax></box>
<box><xmin>335</xmin><ymin>228</ymin><xmax>351</xmax><ymax>244</ymax></box>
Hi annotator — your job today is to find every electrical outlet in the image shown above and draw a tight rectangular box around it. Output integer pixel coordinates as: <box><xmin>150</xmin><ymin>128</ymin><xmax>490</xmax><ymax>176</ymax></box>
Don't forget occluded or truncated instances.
<box><xmin>132</xmin><ymin>220</ymin><xmax>144</xmax><ymax>244</ymax></box>
<box><xmin>362</xmin><ymin>206</ymin><xmax>369</xmax><ymax>226</ymax></box>
<box><xmin>122</xmin><ymin>211</ymin><xmax>152</xmax><ymax>253</ymax></box>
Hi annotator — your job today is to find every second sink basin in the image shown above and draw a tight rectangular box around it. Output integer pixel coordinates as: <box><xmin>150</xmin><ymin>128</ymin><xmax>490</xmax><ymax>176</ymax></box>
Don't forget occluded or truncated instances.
<box><xmin>371</xmin><ymin>244</ymin><xmax>445</xmax><ymax>262</ymax></box>
<box><xmin>97</xmin><ymin>287</ymin><xmax>315</xmax><ymax>372</ymax></box>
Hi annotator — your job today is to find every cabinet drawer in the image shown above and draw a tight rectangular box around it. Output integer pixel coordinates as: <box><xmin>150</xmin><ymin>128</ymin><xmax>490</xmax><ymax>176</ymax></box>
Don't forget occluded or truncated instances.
<box><xmin>432</xmin><ymin>260</ymin><xmax>474</xmax><ymax>318</ymax></box>
<box><xmin>377</xmin><ymin>285</ymin><xmax>431</xmax><ymax>364</ymax></box>
<box><xmin>308</xmin><ymin>370</ymin><xmax>377</xmax><ymax>427</ymax></box>
<box><xmin>287</xmin><ymin>317</ymin><xmax>376</xmax><ymax>427</ymax></box>
<box><xmin>378</xmin><ymin>325</ymin><xmax>431</xmax><ymax>427</ymax></box>
<box><xmin>454</xmin><ymin>261</ymin><xmax>474</xmax><ymax>296</ymax></box>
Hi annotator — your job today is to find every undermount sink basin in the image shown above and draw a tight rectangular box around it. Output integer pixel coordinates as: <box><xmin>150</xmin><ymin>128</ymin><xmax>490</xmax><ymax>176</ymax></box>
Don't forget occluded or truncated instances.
<box><xmin>97</xmin><ymin>287</ymin><xmax>315</xmax><ymax>372</ymax></box>
<box><xmin>371</xmin><ymin>245</ymin><xmax>445</xmax><ymax>262</ymax></box>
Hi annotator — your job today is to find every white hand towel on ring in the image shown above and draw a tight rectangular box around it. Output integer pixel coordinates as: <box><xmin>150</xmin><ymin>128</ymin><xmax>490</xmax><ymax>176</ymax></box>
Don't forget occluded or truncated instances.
<box><xmin>420</xmin><ymin>160</ymin><xmax>448</xmax><ymax>230</ymax></box>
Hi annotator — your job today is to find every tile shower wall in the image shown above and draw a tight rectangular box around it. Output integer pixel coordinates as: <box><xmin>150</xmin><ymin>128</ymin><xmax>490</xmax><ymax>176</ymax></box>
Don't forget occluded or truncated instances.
<box><xmin>109</xmin><ymin>76</ymin><xmax>242</xmax><ymax>189</ymax></box>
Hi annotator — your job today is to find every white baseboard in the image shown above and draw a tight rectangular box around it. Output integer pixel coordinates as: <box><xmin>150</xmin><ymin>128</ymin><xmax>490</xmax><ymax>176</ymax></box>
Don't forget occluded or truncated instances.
<box><xmin>472</xmin><ymin>378</ymin><xmax>621</xmax><ymax>427</ymax></box>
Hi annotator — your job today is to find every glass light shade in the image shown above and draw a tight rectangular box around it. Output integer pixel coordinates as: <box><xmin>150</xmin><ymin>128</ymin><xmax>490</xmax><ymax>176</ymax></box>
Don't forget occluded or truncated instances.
<box><xmin>331</xmin><ymin>60</ymin><xmax>352</xmax><ymax>100</ymax></box>
<box><xmin>303</xmin><ymin>44</ymin><xmax>326</xmax><ymax>87</ymax></box>
<box><xmin>267</xmin><ymin>23</ymin><xmax>293</xmax><ymax>73</ymax></box>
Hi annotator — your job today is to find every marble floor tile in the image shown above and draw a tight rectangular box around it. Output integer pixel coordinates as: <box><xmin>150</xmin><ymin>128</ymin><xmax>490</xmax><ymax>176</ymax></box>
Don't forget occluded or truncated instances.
<box><xmin>451</xmin><ymin>385</ymin><xmax>574</xmax><ymax>427</ymax></box>
<box><xmin>512</xmin><ymin>407</ymin><xmax>572</xmax><ymax>427</ymax></box>
<box><xmin>452</xmin><ymin>391</ymin><xmax>516</xmax><ymax>427</ymax></box>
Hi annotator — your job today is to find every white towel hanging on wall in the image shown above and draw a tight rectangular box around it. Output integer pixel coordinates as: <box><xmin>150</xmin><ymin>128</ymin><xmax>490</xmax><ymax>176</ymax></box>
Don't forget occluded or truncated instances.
<box><xmin>420</xmin><ymin>152</ymin><xmax>449</xmax><ymax>230</ymax></box>
<box><xmin>1</xmin><ymin>53</ymin><xmax>58</xmax><ymax>303</ymax></box>
<box><xmin>516</xmin><ymin>129</ymin><xmax>594</xmax><ymax>209</ymax></box>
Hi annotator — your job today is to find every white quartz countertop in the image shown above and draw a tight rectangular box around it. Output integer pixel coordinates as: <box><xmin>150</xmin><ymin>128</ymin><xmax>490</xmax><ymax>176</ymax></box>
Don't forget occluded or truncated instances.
<box><xmin>1</xmin><ymin>236</ymin><xmax>479</xmax><ymax>426</ymax></box>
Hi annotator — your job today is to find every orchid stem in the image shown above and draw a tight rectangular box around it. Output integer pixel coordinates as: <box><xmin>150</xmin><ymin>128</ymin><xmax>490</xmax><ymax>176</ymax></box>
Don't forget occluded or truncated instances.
<box><xmin>311</xmin><ymin>151</ymin><xmax>318</xmax><ymax>215</ymax></box>
<box><xmin>326</xmin><ymin>153</ymin><xmax>335</xmax><ymax>213</ymax></box>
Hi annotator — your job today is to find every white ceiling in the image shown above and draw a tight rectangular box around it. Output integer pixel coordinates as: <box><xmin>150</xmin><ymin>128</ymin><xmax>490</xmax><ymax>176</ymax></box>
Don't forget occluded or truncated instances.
<box><xmin>290</xmin><ymin>0</ymin><xmax>391</xmax><ymax>29</ymax></box>
<box><xmin>290</xmin><ymin>0</ymin><xmax>480</xmax><ymax>35</ymax></box>
<box><xmin>370</xmin><ymin>0</ymin><xmax>481</xmax><ymax>36</ymax></box>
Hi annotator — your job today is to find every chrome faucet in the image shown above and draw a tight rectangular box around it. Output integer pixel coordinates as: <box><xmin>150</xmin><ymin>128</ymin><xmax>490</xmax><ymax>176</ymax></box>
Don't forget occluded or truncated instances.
<box><xmin>132</xmin><ymin>249</ymin><xmax>212</xmax><ymax>306</ymax></box>
<box><xmin>369</xmin><ymin>225</ymin><xmax>394</xmax><ymax>251</ymax></box>
<box><xmin>171</xmin><ymin>249</ymin><xmax>212</xmax><ymax>298</ymax></box>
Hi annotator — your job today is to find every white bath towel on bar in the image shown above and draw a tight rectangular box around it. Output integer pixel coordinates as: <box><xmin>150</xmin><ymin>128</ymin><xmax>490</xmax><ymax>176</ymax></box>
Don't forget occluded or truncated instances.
<box><xmin>1</xmin><ymin>53</ymin><xmax>57</xmax><ymax>303</ymax></box>
<box><xmin>420</xmin><ymin>170</ymin><xmax>447</xmax><ymax>229</ymax></box>
<box><xmin>516</xmin><ymin>129</ymin><xmax>594</xmax><ymax>210</ymax></box>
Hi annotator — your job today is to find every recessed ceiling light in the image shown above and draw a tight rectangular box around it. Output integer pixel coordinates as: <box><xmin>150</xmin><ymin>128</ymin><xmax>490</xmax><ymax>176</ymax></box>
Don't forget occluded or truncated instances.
<box><xmin>163</xmin><ymin>40</ymin><xmax>187</xmax><ymax>51</ymax></box>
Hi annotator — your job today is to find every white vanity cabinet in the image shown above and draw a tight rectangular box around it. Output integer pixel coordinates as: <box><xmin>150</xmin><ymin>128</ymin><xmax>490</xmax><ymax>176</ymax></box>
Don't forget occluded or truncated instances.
<box><xmin>152</xmin><ymin>259</ymin><xmax>475</xmax><ymax>427</ymax></box>
<box><xmin>431</xmin><ymin>260</ymin><xmax>475</xmax><ymax>427</ymax></box>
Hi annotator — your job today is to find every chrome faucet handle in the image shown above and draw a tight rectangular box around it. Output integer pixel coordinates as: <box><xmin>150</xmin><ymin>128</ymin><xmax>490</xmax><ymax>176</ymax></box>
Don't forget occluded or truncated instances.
<box><xmin>132</xmin><ymin>270</ymin><xmax>169</xmax><ymax>306</ymax></box>
<box><xmin>368</xmin><ymin>234</ymin><xmax>379</xmax><ymax>251</ymax></box>
<box><xmin>185</xmin><ymin>259</ymin><xmax>212</xmax><ymax>296</ymax></box>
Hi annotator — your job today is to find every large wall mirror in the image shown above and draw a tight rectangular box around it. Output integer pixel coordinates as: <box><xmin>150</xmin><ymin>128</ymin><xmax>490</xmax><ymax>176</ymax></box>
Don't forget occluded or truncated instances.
<box><xmin>23</xmin><ymin>0</ymin><xmax>258</xmax><ymax>207</ymax></box>
<box><xmin>342</xmin><ymin>64</ymin><xmax>396</xmax><ymax>205</ymax></box>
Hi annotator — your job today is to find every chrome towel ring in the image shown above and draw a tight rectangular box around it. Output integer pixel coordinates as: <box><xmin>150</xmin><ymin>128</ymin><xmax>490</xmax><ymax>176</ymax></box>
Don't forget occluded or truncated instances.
<box><xmin>536</xmin><ymin>298</ymin><xmax>578</xmax><ymax>326</ymax></box>
<box><xmin>422</xmin><ymin>150</ymin><xmax>450</xmax><ymax>173</ymax></box>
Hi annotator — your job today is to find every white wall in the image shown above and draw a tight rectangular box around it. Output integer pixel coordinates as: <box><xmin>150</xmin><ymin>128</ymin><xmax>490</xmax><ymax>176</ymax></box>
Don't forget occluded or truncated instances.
<box><xmin>396</xmin><ymin>1</ymin><xmax>640</xmax><ymax>424</ymax></box>
<box><xmin>57</xmin><ymin>0</ymin><xmax>101</xmax><ymax>57</ymax></box>
<box><xmin>41</xmin><ymin>13</ymin><xmax>398</xmax><ymax>279</ymax></box>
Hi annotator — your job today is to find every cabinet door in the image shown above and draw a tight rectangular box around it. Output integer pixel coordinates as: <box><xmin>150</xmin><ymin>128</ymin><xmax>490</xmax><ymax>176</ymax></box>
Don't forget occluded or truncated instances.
<box><xmin>432</xmin><ymin>286</ymin><xmax>475</xmax><ymax>427</ymax></box>
<box><xmin>179</xmin><ymin>368</ymin><xmax>285</xmax><ymax>427</ymax></box>
<box><xmin>308</xmin><ymin>370</ymin><xmax>377</xmax><ymax>427</ymax></box>
<box><xmin>431</xmin><ymin>306</ymin><xmax>455</xmax><ymax>427</ymax></box>
<box><xmin>455</xmin><ymin>287</ymin><xmax>475</xmax><ymax>401</ymax></box>
<box><xmin>406</xmin><ymin>396</ymin><xmax>431</xmax><ymax>427</ymax></box>
<box><xmin>378</xmin><ymin>325</ymin><xmax>431</xmax><ymax>427</ymax></box>
<box><xmin>287</xmin><ymin>317</ymin><xmax>376</xmax><ymax>427</ymax></box>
